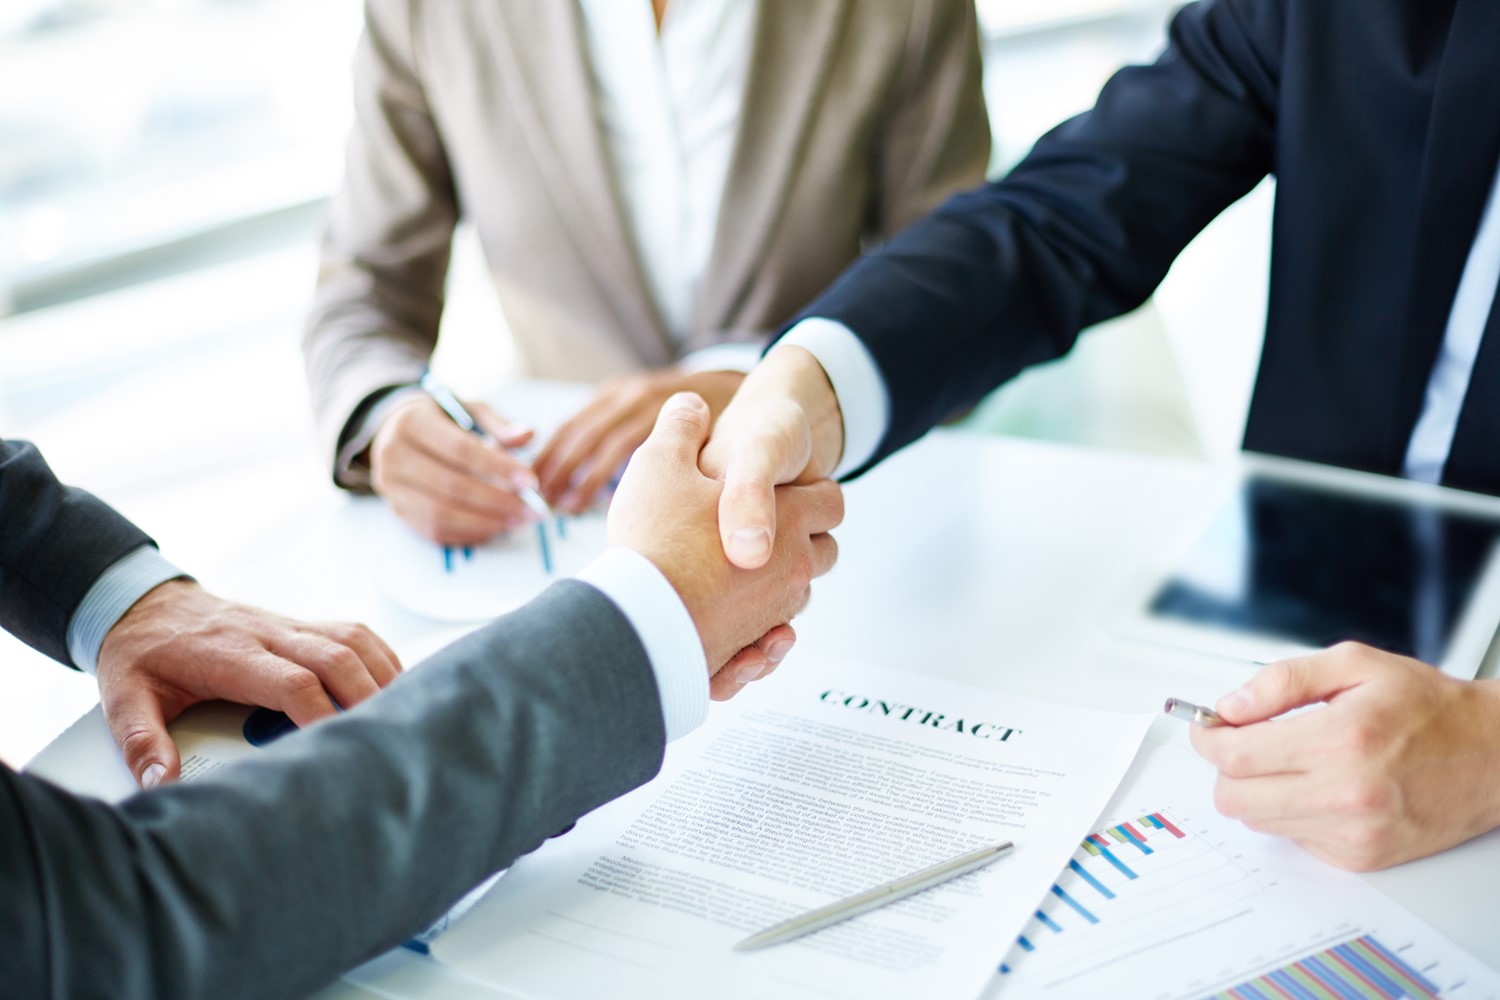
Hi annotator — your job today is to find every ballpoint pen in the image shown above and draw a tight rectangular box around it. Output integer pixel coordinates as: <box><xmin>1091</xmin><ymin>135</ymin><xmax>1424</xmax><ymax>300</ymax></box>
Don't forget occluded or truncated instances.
<box><xmin>1163</xmin><ymin>697</ymin><xmax>1228</xmax><ymax>728</ymax></box>
<box><xmin>418</xmin><ymin>370</ymin><xmax>557</xmax><ymax>573</ymax></box>
<box><xmin>733</xmin><ymin>842</ymin><xmax>1015</xmax><ymax>952</ymax></box>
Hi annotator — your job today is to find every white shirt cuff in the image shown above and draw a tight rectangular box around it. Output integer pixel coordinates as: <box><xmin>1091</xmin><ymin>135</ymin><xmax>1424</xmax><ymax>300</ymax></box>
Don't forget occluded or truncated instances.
<box><xmin>576</xmin><ymin>548</ymin><xmax>709</xmax><ymax>741</ymax></box>
<box><xmin>676</xmin><ymin>343</ymin><xmax>764</xmax><ymax>375</ymax></box>
<box><xmin>66</xmin><ymin>546</ymin><xmax>188</xmax><ymax>674</ymax></box>
<box><xmin>776</xmin><ymin>318</ymin><xmax>891</xmax><ymax>479</ymax></box>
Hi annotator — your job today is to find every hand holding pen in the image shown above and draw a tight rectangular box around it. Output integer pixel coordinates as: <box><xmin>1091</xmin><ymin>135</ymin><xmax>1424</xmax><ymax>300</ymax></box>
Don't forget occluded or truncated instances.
<box><xmin>367</xmin><ymin>377</ymin><xmax>539</xmax><ymax>547</ymax></box>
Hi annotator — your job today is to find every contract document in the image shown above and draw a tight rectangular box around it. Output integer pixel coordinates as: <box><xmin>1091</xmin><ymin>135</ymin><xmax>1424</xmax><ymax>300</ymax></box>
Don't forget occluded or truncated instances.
<box><xmin>988</xmin><ymin>744</ymin><xmax>1500</xmax><ymax>999</ymax></box>
<box><xmin>431</xmin><ymin>657</ymin><xmax>1152</xmax><ymax>1000</ymax></box>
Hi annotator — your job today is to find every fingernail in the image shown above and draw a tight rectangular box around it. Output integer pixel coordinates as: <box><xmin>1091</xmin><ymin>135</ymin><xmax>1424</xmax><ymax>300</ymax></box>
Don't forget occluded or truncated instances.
<box><xmin>1218</xmin><ymin>687</ymin><xmax>1252</xmax><ymax>716</ymax></box>
<box><xmin>665</xmin><ymin>392</ymin><xmax>706</xmax><ymax>414</ymax></box>
<box><xmin>730</xmin><ymin>527</ymin><xmax>770</xmax><ymax>563</ymax></box>
<box><xmin>142</xmin><ymin>763</ymin><xmax>166</xmax><ymax>789</ymax></box>
<box><xmin>767</xmin><ymin>639</ymin><xmax>794</xmax><ymax>664</ymax></box>
<box><xmin>736</xmin><ymin>661</ymin><xmax>766</xmax><ymax>685</ymax></box>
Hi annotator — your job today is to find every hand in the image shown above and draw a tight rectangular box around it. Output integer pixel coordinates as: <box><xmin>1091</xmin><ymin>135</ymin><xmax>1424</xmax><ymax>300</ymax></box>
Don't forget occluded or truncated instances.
<box><xmin>608</xmin><ymin>392</ymin><xmax>843</xmax><ymax>698</ymax></box>
<box><xmin>1189</xmin><ymin>642</ymin><xmax>1500</xmax><ymax>871</ymax></box>
<box><xmin>370</xmin><ymin>396</ymin><xmax>537</xmax><ymax>545</ymax></box>
<box><xmin>97</xmin><ymin>579</ymin><xmax>403</xmax><ymax>788</ymax></box>
<box><xmin>534</xmin><ymin>369</ymin><xmax>746</xmax><ymax>514</ymax></box>
<box><xmin>699</xmin><ymin>346</ymin><xmax>846</xmax><ymax>569</ymax></box>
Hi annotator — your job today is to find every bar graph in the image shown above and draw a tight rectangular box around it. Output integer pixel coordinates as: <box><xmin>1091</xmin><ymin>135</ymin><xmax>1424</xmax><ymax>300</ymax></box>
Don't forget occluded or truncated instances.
<box><xmin>1212</xmin><ymin>934</ymin><xmax>1442</xmax><ymax>1000</ymax></box>
<box><xmin>985</xmin><ymin>747</ymin><xmax>1498</xmax><ymax>999</ymax></box>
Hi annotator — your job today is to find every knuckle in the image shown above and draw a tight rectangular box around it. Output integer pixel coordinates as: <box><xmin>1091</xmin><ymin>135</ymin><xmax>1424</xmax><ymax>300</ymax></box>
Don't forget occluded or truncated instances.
<box><xmin>1212</xmin><ymin>779</ymin><xmax>1242</xmax><ymax>818</ymax></box>
<box><xmin>1340</xmin><ymin>777</ymin><xmax>1394</xmax><ymax>818</ymax></box>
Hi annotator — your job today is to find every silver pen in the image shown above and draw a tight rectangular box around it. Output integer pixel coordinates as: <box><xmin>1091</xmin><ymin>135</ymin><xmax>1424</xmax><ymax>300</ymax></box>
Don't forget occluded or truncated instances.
<box><xmin>1163</xmin><ymin>696</ymin><xmax>1228</xmax><ymax>728</ymax></box>
<box><xmin>733</xmin><ymin>841</ymin><xmax>1015</xmax><ymax>952</ymax></box>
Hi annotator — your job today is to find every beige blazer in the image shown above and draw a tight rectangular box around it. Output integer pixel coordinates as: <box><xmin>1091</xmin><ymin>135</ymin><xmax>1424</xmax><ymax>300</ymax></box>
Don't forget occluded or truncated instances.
<box><xmin>305</xmin><ymin>0</ymin><xmax>990</xmax><ymax>484</ymax></box>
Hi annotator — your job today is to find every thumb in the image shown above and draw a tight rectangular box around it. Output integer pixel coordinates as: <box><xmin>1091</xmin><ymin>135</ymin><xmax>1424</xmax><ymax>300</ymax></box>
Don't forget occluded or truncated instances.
<box><xmin>104</xmin><ymin>687</ymin><xmax>181</xmax><ymax>789</ymax></box>
<box><xmin>638</xmin><ymin>392</ymin><xmax>712</xmax><ymax>468</ymax></box>
<box><xmin>1215</xmin><ymin>643</ymin><xmax>1375</xmax><ymax>724</ymax></box>
<box><xmin>717</xmin><ymin>400</ymin><xmax>813</xmax><ymax>570</ymax></box>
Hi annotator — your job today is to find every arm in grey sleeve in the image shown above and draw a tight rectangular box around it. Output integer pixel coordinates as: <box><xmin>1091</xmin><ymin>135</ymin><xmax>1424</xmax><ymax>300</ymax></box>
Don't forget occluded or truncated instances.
<box><xmin>0</xmin><ymin>579</ymin><xmax>667</xmax><ymax>1000</ymax></box>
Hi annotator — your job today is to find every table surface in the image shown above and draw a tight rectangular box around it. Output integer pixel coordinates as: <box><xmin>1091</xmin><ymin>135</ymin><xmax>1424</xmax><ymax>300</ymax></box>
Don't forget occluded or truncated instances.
<box><xmin>27</xmin><ymin>383</ymin><xmax>1500</xmax><ymax>997</ymax></box>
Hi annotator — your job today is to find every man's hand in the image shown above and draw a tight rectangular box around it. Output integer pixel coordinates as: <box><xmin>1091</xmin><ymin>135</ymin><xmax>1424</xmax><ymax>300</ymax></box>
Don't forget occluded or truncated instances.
<box><xmin>97</xmin><ymin>580</ymin><xmax>402</xmax><ymax>788</ymax></box>
<box><xmin>1190</xmin><ymin>642</ymin><xmax>1500</xmax><ymax>871</ymax></box>
<box><xmin>609</xmin><ymin>392</ymin><xmax>843</xmax><ymax>698</ymax></box>
<box><xmin>533</xmin><ymin>369</ymin><xmax>745</xmax><ymax>515</ymax></box>
<box><xmin>699</xmin><ymin>346</ymin><xmax>846</xmax><ymax>569</ymax></box>
<box><xmin>371</xmin><ymin>396</ymin><xmax>537</xmax><ymax>545</ymax></box>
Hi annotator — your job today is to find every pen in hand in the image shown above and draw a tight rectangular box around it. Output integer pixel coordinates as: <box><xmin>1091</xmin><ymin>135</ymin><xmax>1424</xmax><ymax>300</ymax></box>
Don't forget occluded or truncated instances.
<box><xmin>1163</xmin><ymin>697</ymin><xmax>1229</xmax><ymax>728</ymax></box>
<box><xmin>418</xmin><ymin>370</ymin><xmax>558</xmax><ymax>573</ymax></box>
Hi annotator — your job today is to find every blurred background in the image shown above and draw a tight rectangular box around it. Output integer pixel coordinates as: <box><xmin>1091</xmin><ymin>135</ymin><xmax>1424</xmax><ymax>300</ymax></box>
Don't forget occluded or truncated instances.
<box><xmin>0</xmin><ymin>0</ymin><xmax>1273</xmax><ymax>765</ymax></box>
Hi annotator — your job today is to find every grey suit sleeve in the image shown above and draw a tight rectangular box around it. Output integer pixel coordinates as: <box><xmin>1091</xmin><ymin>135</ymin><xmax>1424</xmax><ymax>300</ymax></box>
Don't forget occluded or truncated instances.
<box><xmin>0</xmin><ymin>579</ymin><xmax>667</xmax><ymax>1000</ymax></box>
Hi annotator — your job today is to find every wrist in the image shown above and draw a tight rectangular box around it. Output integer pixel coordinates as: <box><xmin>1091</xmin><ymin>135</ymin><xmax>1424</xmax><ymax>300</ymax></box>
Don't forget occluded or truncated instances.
<box><xmin>1474</xmin><ymin>678</ymin><xmax>1500</xmax><ymax>831</ymax></box>
<box><xmin>759</xmin><ymin>345</ymin><xmax>844</xmax><ymax>478</ymax></box>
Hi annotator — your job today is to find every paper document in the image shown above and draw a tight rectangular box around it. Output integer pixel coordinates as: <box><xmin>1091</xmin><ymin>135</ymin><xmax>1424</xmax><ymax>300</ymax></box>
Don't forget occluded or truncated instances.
<box><xmin>356</xmin><ymin>499</ymin><xmax>608</xmax><ymax>622</ymax></box>
<box><xmin>431</xmin><ymin>657</ymin><xmax>1152</xmax><ymax>1000</ymax></box>
<box><xmin>987</xmin><ymin>744</ymin><xmax>1500</xmax><ymax>999</ymax></box>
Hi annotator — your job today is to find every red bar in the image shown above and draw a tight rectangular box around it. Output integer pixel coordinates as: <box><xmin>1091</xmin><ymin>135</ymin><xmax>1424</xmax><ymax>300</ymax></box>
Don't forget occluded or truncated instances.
<box><xmin>1152</xmin><ymin>813</ymin><xmax>1187</xmax><ymax>838</ymax></box>
<box><xmin>1123</xmin><ymin>822</ymin><xmax>1147</xmax><ymax>841</ymax></box>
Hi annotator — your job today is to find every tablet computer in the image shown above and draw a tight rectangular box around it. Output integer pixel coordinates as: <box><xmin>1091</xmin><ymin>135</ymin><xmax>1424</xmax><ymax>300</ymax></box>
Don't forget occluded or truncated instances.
<box><xmin>1113</xmin><ymin>455</ymin><xmax>1500</xmax><ymax>678</ymax></box>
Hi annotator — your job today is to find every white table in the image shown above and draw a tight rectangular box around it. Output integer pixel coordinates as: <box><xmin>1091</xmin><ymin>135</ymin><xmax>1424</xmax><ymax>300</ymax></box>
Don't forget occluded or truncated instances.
<box><xmin>27</xmin><ymin>387</ymin><xmax>1500</xmax><ymax>997</ymax></box>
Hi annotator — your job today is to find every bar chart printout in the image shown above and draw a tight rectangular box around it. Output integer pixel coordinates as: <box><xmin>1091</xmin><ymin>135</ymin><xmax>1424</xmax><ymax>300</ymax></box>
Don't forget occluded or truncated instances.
<box><xmin>1211</xmin><ymin>933</ymin><xmax>1439</xmax><ymax>1000</ymax></box>
<box><xmin>983</xmin><ymin>746</ymin><xmax>1500</xmax><ymax>1000</ymax></box>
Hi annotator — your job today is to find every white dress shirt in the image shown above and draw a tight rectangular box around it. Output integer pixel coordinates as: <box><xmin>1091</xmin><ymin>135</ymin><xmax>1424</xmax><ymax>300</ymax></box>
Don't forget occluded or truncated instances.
<box><xmin>794</xmin><ymin>159</ymin><xmax>1500</xmax><ymax>483</ymax></box>
<box><xmin>577</xmin><ymin>0</ymin><xmax>754</xmax><ymax>349</ymax></box>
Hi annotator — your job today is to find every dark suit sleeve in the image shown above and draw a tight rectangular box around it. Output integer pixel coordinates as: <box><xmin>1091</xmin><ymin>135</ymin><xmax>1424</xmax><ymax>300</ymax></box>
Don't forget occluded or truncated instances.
<box><xmin>0</xmin><ymin>439</ymin><xmax>155</xmax><ymax>668</ymax></box>
<box><xmin>789</xmin><ymin>0</ymin><xmax>1284</xmax><ymax>473</ymax></box>
<box><xmin>0</xmin><ymin>579</ymin><xmax>667</xmax><ymax>1000</ymax></box>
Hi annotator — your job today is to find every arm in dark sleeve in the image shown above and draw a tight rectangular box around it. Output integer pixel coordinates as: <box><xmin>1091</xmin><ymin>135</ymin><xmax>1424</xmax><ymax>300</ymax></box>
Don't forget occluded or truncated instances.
<box><xmin>0</xmin><ymin>439</ymin><xmax>153</xmax><ymax>667</ymax></box>
<box><xmin>792</xmin><ymin>0</ymin><xmax>1283</xmax><ymax>473</ymax></box>
<box><xmin>0</xmin><ymin>579</ymin><xmax>666</xmax><ymax>1000</ymax></box>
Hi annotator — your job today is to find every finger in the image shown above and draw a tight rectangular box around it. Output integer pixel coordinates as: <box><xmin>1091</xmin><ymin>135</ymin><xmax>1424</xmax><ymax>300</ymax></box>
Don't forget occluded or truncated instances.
<box><xmin>635</xmin><ymin>392</ymin><xmax>712</xmax><ymax>470</ymax></box>
<box><xmin>717</xmin><ymin>403</ymin><xmax>812</xmax><ymax>570</ymax></box>
<box><xmin>271</xmin><ymin>631</ymin><xmax>384</xmax><ymax>710</ymax></box>
<box><xmin>406</xmin><ymin>406</ymin><xmax>536</xmax><ymax>490</ymax></box>
<box><xmin>709</xmin><ymin>625</ymin><xmax>797</xmax><ymax>701</ymax></box>
<box><xmin>777</xmin><ymin>480</ymin><xmax>846</xmax><ymax>537</ymax></box>
<box><xmin>565</xmin><ymin>417</ymin><xmax>653</xmax><ymax>512</ymax></box>
<box><xmin>807</xmin><ymin>532</ymin><xmax>840</xmax><ymax>580</ymax></box>
<box><xmin>381</xmin><ymin>447</ymin><xmax>531</xmax><ymax>523</ymax></box>
<box><xmin>385</xmin><ymin>488</ymin><xmax>518</xmax><ymax>546</ymax></box>
<box><xmin>468</xmin><ymin>401</ymin><xmax>536</xmax><ymax>453</ymax></box>
<box><xmin>309</xmin><ymin>622</ymin><xmax>403</xmax><ymax>688</ymax></box>
<box><xmin>104</xmin><ymin>685</ymin><xmax>181</xmax><ymax>788</ymax></box>
<box><xmin>536</xmin><ymin>398</ymin><xmax>637</xmax><ymax>503</ymax></box>
<box><xmin>1190</xmin><ymin>715</ymin><xmax>1320</xmax><ymax>779</ymax></box>
<box><xmin>1214</xmin><ymin>643</ymin><xmax>1378</xmax><ymax>724</ymax></box>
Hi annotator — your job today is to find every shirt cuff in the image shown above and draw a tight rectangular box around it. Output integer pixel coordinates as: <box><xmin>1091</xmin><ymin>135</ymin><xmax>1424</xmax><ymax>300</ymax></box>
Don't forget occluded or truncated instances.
<box><xmin>576</xmin><ymin>548</ymin><xmax>709</xmax><ymax>741</ymax></box>
<box><xmin>335</xmin><ymin>385</ymin><xmax>426</xmax><ymax>489</ymax></box>
<box><xmin>776</xmin><ymin>318</ymin><xmax>891</xmax><ymax>479</ymax></box>
<box><xmin>66</xmin><ymin>546</ymin><xmax>189</xmax><ymax>675</ymax></box>
<box><xmin>677</xmin><ymin>343</ymin><xmax>765</xmax><ymax>375</ymax></box>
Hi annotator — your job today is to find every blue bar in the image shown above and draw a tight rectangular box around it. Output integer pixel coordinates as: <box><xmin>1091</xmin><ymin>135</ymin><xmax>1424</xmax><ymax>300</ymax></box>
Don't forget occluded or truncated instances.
<box><xmin>537</xmin><ymin>523</ymin><xmax>553</xmax><ymax>574</ymax></box>
<box><xmin>1067</xmin><ymin>858</ymin><xmax>1117</xmax><ymax>900</ymax></box>
<box><xmin>1303</xmin><ymin>955</ymin><xmax>1365</xmax><ymax>1000</ymax></box>
<box><xmin>1018</xmin><ymin>936</ymin><xmax>1035</xmax><ymax>953</ymax></box>
<box><xmin>999</xmin><ymin>963</ymin><xmax>1010</xmax><ymax>975</ymax></box>
<box><xmin>556</xmin><ymin>516</ymin><xmax>568</xmax><ymax>539</ymax></box>
<box><xmin>1144</xmin><ymin>814</ymin><xmax>1164</xmax><ymax>829</ymax></box>
<box><xmin>1050</xmin><ymin>885</ymin><xmax>1099</xmax><ymax>925</ymax></box>
<box><xmin>1361</xmin><ymin>935</ymin><xmax>1441</xmax><ymax>995</ymax></box>
<box><xmin>1335</xmin><ymin>942</ymin><xmax>1406</xmax><ymax>997</ymax></box>
<box><xmin>1266</xmin><ymin>968</ymin><xmax>1319</xmax><ymax>1000</ymax></box>
<box><xmin>1238</xmin><ymin>983</ymin><xmax>1274</xmax><ymax>1000</ymax></box>
<box><xmin>1117</xmin><ymin>824</ymin><xmax>1154</xmax><ymax>855</ymax></box>
<box><xmin>443</xmin><ymin>546</ymin><xmax>454</xmax><ymax>573</ymax></box>
<box><xmin>1096</xmin><ymin>844</ymin><xmax>1138</xmax><ymax>880</ymax></box>
<box><xmin>1035</xmin><ymin>909</ymin><xmax>1063</xmax><ymax>933</ymax></box>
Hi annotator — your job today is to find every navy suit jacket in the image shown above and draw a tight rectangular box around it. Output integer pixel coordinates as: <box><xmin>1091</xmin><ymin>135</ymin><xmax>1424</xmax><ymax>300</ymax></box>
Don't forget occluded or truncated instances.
<box><xmin>794</xmin><ymin>0</ymin><xmax>1500</xmax><ymax>491</ymax></box>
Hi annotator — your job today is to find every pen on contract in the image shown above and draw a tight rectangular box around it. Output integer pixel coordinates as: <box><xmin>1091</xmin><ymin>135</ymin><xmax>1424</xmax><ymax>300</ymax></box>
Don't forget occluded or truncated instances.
<box><xmin>733</xmin><ymin>842</ymin><xmax>1015</xmax><ymax>952</ymax></box>
<box><xmin>418</xmin><ymin>370</ymin><xmax>556</xmax><ymax>573</ymax></box>
<box><xmin>1163</xmin><ymin>697</ymin><xmax>1228</xmax><ymax>728</ymax></box>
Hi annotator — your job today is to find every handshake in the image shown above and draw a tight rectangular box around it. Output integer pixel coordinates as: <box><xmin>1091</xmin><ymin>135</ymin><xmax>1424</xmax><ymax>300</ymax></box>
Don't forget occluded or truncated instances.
<box><xmin>604</xmin><ymin>385</ymin><xmax>843</xmax><ymax>699</ymax></box>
